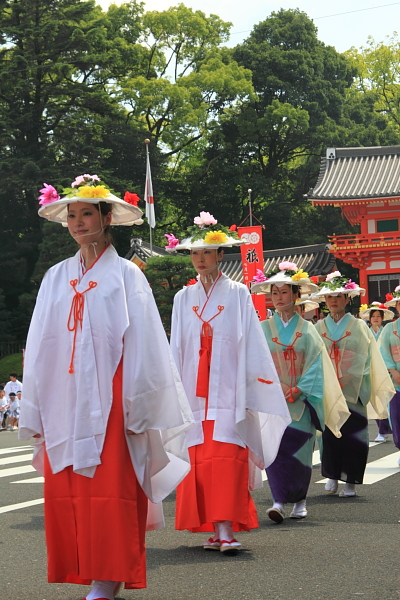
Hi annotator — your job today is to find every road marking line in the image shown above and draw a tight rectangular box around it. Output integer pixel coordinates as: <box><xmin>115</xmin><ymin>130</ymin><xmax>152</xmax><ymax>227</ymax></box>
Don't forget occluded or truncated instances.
<box><xmin>11</xmin><ymin>476</ymin><xmax>44</xmax><ymax>484</ymax></box>
<box><xmin>316</xmin><ymin>451</ymin><xmax>400</xmax><ymax>485</ymax></box>
<box><xmin>0</xmin><ymin>453</ymin><xmax>33</xmax><ymax>466</ymax></box>
<box><xmin>0</xmin><ymin>446</ymin><xmax>32</xmax><ymax>456</ymax></box>
<box><xmin>0</xmin><ymin>465</ymin><xmax>36</xmax><ymax>478</ymax></box>
<box><xmin>0</xmin><ymin>498</ymin><xmax>43</xmax><ymax>514</ymax></box>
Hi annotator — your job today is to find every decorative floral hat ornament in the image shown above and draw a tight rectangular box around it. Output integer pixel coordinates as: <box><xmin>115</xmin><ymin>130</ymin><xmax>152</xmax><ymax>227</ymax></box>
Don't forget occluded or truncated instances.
<box><xmin>165</xmin><ymin>211</ymin><xmax>246</xmax><ymax>251</ymax></box>
<box><xmin>38</xmin><ymin>174</ymin><xmax>143</xmax><ymax>226</ymax></box>
<box><xmin>312</xmin><ymin>271</ymin><xmax>365</xmax><ymax>301</ymax></box>
<box><xmin>384</xmin><ymin>286</ymin><xmax>400</xmax><ymax>307</ymax></box>
<box><xmin>251</xmin><ymin>262</ymin><xmax>319</xmax><ymax>295</ymax></box>
<box><xmin>359</xmin><ymin>301</ymin><xmax>394</xmax><ymax>322</ymax></box>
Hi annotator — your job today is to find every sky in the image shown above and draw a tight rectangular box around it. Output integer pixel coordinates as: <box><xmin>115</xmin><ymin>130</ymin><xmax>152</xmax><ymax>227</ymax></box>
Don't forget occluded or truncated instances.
<box><xmin>96</xmin><ymin>0</ymin><xmax>400</xmax><ymax>53</ymax></box>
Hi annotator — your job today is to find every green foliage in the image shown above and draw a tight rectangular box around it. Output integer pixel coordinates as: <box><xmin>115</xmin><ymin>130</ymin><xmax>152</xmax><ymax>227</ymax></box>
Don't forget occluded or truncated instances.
<box><xmin>346</xmin><ymin>34</ymin><xmax>400</xmax><ymax>131</ymax></box>
<box><xmin>0</xmin><ymin>354</ymin><xmax>23</xmax><ymax>383</ymax></box>
<box><xmin>1</xmin><ymin>2</ymin><xmax>400</xmax><ymax>342</ymax></box>
<box><xmin>145</xmin><ymin>255</ymin><xmax>196</xmax><ymax>335</ymax></box>
<box><xmin>121</xmin><ymin>3</ymin><xmax>253</xmax><ymax>154</ymax></box>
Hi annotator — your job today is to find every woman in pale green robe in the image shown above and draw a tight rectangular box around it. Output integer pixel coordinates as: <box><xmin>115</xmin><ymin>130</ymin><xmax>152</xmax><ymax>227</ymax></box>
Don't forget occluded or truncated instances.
<box><xmin>252</xmin><ymin>267</ymin><xmax>349</xmax><ymax>522</ymax></box>
<box><xmin>313</xmin><ymin>275</ymin><xmax>394</xmax><ymax>497</ymax></box>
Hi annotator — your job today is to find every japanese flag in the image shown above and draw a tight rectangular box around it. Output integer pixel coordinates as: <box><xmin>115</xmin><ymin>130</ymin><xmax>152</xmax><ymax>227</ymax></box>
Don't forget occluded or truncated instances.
<box><xmin>145</xmin><ymin>149</ymin><xmax>155</xmax><ymax>228</ymax></box>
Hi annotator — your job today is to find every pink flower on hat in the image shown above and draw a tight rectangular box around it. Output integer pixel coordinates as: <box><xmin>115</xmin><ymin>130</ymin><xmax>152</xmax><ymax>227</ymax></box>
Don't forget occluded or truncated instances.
<box><xmin>71</xmin><ymin>174</ymin><xmax>100</xmax><ymax>187</ymax></box>
<box><xmin>344</xmin><ymin>280</ymin><xmax>357</xmax><ymax>290</ymax></box>
<box><xmin>279</xmin><ymin>261</ymin><xmax>297</xmax><ymax>271</ymax></box>
<box><xmin>164</xmin><ymin>233</ymin><xmax>180</xmax><ymax>249</ymax></box>
<box><xmin>326</xmin><ymin>270</ymin><xmax>341</xmax><ymax>282</ymax></box>
<box><xmin>194</xmin><ymin>211</ymin><xmax>218</xmax><ymax>227</ymax></box>
<box><xmin>395</xmin><ymin>285</ymin><xmax>400</xmax><ymax>293</ymax></box>
<box><xmin>38</xmin><ymin>183</ymin><xmax>60</xmax><ymax>206</ymax></box>
<box><xmin>252</xmin><ymin>269</ymin><xmax>267</xmax><ymax>283</ymax></box>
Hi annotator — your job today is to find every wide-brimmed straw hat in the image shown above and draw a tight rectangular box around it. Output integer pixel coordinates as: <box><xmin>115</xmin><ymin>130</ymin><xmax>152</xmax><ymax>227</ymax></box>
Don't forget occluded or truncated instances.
<box><xmin>295</xmin><ymin>298</ymin><xmax>320</xmax><ymax>312</ymax></box>
<box><xmin>313</xmin><ymin>271</ymin><xmax>365</xmax><ymax>301</ymax></box>
<box><xmin>385</xmin><ymin>287</ymin><xmax>400</xmax><ymax>308</ymax></box>
<box><xmin>38</xmin><ymin>175</ymin><xmax>143</xmax><ymax>226</ymax></box>
<box><xmin>359</xmin><ymin>302</ymin><xmax>394</xmax><ymax>321</ymax></box>
<box><xmin>164</xmin><ymin>211</ymin><xmax>246</xmax><ymax>251</ymax></box>
<box><xmin>251</xmin><ymin>262</ymin><xmax>319</xmax><ymax>295</ymax></box>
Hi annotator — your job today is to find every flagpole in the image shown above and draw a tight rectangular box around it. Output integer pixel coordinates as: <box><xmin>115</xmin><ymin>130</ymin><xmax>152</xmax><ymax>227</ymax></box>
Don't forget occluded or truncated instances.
<box><xmin>145</xmin><ymin>138</ymin><xmax>153</xmax><ymax>256</ymax></box>
<box><xmin>248</xmin><ymin>189</ymin><xmax>253</xmax><ymax>226</ymax></box>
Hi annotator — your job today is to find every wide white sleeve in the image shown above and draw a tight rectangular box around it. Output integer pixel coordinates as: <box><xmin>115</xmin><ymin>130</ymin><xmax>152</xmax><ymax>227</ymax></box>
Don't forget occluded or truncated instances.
<box><xmin>18</xmin><ymin>279</ymin><xmax>49</xmax><ymax>475</ymax></box>
<box><xmin>122</xmin><ymin>267</ymin><xmax>194</xmax><ymax>504</ymax></box>
<box><xmin>18</xmin><ymin>291</ymin><xmax>45</xmax><ymax>440</ymax></box>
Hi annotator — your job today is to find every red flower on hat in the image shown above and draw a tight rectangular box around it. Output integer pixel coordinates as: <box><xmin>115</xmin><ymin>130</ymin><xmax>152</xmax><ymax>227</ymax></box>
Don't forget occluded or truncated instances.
<box><xmin>186</xmin><ymin>279</ymin><xmax>197</xmax><ymax>286</ymax></box>
<box><xmin>310</xmin><ymin>276</ymin><xmax>319</xmax><ymax>283</ymax></box>
<box><xmin>229</xmin><ymin>224</ymin><xmax>237</xmax><ymax>231</ymax></box>
<box><xmin>124</xmin><ymin>192</ymin><xmax>140</xmax><ymax>206</ymax></box>
<box><xmin>386</xmin><ymin>293</ymin><xmax>394</xmax><ymax>302</ymax></box>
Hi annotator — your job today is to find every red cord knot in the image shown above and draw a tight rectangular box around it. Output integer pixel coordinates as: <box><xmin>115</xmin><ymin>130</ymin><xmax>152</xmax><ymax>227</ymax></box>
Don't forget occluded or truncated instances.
<box><xmin>67</xmin><ymin>279</ymin><xmax>97</xmax><ymax>373</ymax></box>
<box><xmin>258</xmin><ymin>378</ymin><xmax>273</xmax><ymax>384</ymax></box>
<box><xmin>272</xmin><ymin>332</ymin><xmax>302</xmax><ymax>401</ymax></box>
<box><xmin>322</xmin><ymin>331</ymin><xmax>351</xmax><ymax>382</ymax></box>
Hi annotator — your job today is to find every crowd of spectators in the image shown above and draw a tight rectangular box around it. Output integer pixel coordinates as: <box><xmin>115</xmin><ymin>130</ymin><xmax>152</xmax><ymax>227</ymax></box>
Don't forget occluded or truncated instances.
<box><xmin>0</xmin><ymin>372</ymin><xmax>23</xmax><ymax>431</ymax></box>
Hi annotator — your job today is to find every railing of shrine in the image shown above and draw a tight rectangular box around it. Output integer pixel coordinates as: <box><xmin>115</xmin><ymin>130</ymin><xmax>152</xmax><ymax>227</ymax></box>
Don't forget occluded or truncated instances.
<box><xmin>328</xmin><ymin>232</ymin><xmax>400</xmax><ymax>250</ymax></box>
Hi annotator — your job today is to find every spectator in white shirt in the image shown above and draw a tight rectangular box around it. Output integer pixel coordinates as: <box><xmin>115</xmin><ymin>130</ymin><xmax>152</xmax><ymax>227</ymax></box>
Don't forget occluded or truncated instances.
<box><xmin>4</xmin><ymin>372</ymin><xmax>23</xmax><ymax>401</ymax></box>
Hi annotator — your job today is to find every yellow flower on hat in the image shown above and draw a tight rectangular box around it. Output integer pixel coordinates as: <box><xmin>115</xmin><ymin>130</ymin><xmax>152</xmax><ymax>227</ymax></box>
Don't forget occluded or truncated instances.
<box><xmin>291</xmin><ymin>269</ymin><xmax>309</xmax><ymax>281</ymax></box>
<box><xmin>360</xmin><ymin>304</ymin><xmax>368</xmax><ymax>311</ymax></box>
<box><xmin>204</xmin><ymin>230</ymin><xmax>228</xmax><ymax>245</ymax></box>
<box><xmin>76</xmin><ymin>185</ymin><xmax>110</xmax><ymax>199</ymax></box>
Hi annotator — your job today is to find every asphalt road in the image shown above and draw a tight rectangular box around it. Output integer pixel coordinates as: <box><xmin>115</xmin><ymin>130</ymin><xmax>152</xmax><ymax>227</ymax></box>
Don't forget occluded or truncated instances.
<box><xmin>0</xmin><ymin>423</ymin><xmax>398</xmax><ymax>600</ymax></box>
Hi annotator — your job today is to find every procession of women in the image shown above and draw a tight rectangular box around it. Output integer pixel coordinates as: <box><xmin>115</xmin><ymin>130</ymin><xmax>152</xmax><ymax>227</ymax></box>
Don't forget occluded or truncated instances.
<box><xmin>17</xmin><ymin>177</ymin><xmax>399</xmax><ymax>600</ymax></box>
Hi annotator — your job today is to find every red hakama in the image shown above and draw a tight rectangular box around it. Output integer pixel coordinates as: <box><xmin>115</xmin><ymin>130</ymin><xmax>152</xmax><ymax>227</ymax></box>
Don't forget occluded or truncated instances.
<box><xmin>44</xmin><ymin>362</ymin><xmax>148</xmax><ymax>589</ymax></box>
<box><xmin>175</xmin><ymin>326</ymin><xmax>259</xmax><ymax>533</ymax></box>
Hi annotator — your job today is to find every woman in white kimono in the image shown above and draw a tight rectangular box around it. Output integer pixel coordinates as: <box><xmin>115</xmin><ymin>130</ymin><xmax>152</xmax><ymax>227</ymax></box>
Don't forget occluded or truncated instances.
<box><xmin>19</xmin><ymin>175</ymin><xmax>193</xmax><ymax>600</ymax></box>
<box><xmin>252</xmin><ymin>265</ymin><xmax>349</xmax><ymax>522</ymax></box>
<box><xmin>166</xmin><ymin>213</ymin><xmax>291</xmax><ymax>553</ymax></box>
<box><xmin>360</xmin><ymin>302</ymin><xmax>394</xmax><ymax>442</ymax></box>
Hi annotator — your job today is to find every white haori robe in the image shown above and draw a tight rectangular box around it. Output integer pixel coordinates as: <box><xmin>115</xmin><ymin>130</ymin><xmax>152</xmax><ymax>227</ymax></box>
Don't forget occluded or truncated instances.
<box><xmin>170</xmin><ymin>273</ymin><xmax>291</xmax><ymax>490</ymax></box>
<box><xmin>18</xmin><ymin>245</ymin><xmax>194</xmax><ymax>526</ymax></box>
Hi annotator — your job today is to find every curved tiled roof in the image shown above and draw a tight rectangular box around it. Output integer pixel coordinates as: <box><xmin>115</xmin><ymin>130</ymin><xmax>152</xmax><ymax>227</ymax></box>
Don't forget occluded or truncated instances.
<box><xmin>222</xmin><ymin>244</ymin><xmax>335</xmax><ymax>282</ymax></box>
<box><xmin>308</xmin><ymin>146</ymin><xmax>400</xmax><ymax>201</ymax></box>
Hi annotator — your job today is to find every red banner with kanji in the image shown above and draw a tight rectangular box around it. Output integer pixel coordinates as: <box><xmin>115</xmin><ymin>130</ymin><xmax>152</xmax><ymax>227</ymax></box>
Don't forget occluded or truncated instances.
<box><xmin>238</xmin><ymin>225</ymin><xmax>266</xmax><ymax>321</ymax></box>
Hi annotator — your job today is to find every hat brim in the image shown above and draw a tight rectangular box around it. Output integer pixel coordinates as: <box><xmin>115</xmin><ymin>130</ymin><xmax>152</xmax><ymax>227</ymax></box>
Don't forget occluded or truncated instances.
<box><xmin>38</xmin><ymin>194</ymin><xmax>143</xmax><ymax>226</ymax></box>
<box><xmin>251</xmin><ymin>273</ymin><xmax>319</xmax><ymax>295</ymax></box>
<box><xmin>385</xmin><ymin>297</ymin><xmax>400</xmax><ymax>307</ymax></box>
<box><xmin>313</xmin><ymin>285</ymin><xmax>366</xmax><ymax>301</ymax></box>
<box><xmin>295</xmin><ymin>300</ymin><xmax>320</xmax><ymax>312</ymax></box>
<box><xmin>360</xmin><ymin>308</ymin><xmax>394</xmax><ymax>321</ymax></box>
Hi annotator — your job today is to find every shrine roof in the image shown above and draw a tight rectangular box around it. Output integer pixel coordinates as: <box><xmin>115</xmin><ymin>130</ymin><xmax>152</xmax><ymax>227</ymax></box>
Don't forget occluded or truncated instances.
<box><xmin>308</xmin><ymin>145</ymin><xmax>400</xmax><ymax>203</ymax></box>
<box><xmin>222</xmin><ymin>243</ymin><xmax>335</xmax><ymax>282</ymax></box>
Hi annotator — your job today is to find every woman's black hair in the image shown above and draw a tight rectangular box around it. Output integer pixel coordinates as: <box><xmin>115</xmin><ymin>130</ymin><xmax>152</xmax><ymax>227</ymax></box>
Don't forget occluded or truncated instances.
<box><xmin>91</xmin><ymin>202</ymin><xmax>113</xmax><ymax>244</ymax></box>
<box><xmin>370</xmin><ymin>309</ymin><xmax>384</xmax><ymax>320</ymax></box>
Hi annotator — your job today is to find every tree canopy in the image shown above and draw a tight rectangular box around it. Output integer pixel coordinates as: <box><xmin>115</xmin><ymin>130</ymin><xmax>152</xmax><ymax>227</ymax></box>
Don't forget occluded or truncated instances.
<box><xmin>0</xmin><ymin>1</ymin><xmax>399</xmax><ymax>340</ymax></box>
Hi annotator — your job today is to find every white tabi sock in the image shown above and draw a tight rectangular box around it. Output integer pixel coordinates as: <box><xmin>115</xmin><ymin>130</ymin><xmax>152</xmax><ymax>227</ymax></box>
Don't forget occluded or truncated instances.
<box><xmin>219</xmin><ymin>520</ymin><xmax>234</xmax><ymax>542</ymax></box>
<box><xmin>325</xmin><ymin>479</ymin><xmax>338</xmax><ymax>492</ymax></box>
<box><xmin>272</xmin><ymin>502</ymin><xmax>284</xmax><ymax>512</ymax></box>
<box><xmin>86</xmin><ymin>580</ymin><xmax>118</xmax><ymax>600</ymax></box>
<box><xmin>343</xmin><ymin>483</ymin><xmax>356</xmax><ymax>494</ymax></box>
<box><xmin>212</xmin><ymin>522</ymin><xmax>220</xmax><ymax>541</ymax></box>
<box><xmin>292</xmin><ymin>499</ymin><xmax>306</xmax><ymax>513</ymax></box>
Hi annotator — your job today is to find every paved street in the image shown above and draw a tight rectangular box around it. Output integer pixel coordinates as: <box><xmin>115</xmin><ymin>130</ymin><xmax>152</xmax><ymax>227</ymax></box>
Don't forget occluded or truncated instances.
<box><xmin>0</xmin><ymin>423</ymin><xmax>398</xmax><ymax>600</ymax></box>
